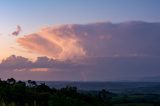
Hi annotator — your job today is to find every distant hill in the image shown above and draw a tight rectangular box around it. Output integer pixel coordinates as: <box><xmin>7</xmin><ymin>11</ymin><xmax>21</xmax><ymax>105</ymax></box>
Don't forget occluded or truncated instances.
<box><xmin>140</xmin><ymin>76</ymin><xmax>160</xmax><ymax>82</ymax></box>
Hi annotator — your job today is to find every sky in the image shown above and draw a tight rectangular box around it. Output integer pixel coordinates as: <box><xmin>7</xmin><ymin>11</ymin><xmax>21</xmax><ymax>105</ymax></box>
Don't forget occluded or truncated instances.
<box><xmin>0</xmin><ymin>0</ymin><xmax>160</xmax><ymax>81</ymax></box>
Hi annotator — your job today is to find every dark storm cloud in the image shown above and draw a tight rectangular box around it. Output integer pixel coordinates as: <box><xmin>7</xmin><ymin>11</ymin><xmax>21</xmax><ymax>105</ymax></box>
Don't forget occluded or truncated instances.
<box><xmin>0</xmin><ymin>55</ymin><xmax>81</xmax><ymax>70</ymax></box>
<box><xmin>1</xmin><ymin>55</ymin><xmax>160</xmax><ymax>81</ymax></box>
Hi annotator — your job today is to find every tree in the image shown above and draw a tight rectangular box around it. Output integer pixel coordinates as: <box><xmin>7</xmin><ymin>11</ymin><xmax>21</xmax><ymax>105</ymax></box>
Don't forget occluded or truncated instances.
<box><xmin>98</xmin><ymin>89</ymin><xmax>112</xmax><ymax>102</ymax></box>
<box><xmin>37</xmin><ymin>83</ymin><xmax>51</xmax><ymax>92</ymax></box>
<box><xmin>27</xmin><ymin>80</ymin><xmax>37</xmax><ymax>87</ymax></box>
<box><xmin>7</xmin><ymin>78</ymin><xmax>16</xmax><ymax>84</ymax></box>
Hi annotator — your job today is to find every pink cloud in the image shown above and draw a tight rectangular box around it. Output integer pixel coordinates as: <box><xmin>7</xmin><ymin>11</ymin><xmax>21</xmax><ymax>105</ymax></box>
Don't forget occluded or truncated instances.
<box><xmin>17</xmin><ymin>21</ymin><xmax>160</xmax><ymax>59</ymax></box>
<box><xmin>17</xmin><ymin>26</ymin><xmax>86</xmax><ymax>59</ymax></box>
<box><xmin>30</xmin><ymin>68</ymin><xmax>49</xmax><ymax>72</ymax></box>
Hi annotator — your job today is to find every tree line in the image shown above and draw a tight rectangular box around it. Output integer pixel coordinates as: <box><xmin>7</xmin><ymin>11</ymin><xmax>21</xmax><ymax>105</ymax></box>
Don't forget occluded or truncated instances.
<box><xmin>0</xmin><ymin>78</ymin><xmax>160</xmax><ymax>106</ymax></box>
<box><xmin>0</xmin><ymin>78</ymin><xmax>113</xmax><ymax>106</ymax></box>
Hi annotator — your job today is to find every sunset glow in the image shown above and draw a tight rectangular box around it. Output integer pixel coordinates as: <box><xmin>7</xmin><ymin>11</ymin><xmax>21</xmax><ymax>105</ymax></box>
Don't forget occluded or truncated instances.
<box><xmin>17</xmin><ymin>26</ymin><xmax>86</xmax><ymax>60</ymax></box>
<box><xmin>0</xmin><ymin>0</ymin><xmax>160</xmax><ymax>81</ymax></box>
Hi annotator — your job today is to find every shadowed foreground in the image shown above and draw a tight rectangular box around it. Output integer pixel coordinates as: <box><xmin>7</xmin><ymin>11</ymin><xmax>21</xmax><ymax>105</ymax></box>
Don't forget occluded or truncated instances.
<box><xmin>0</xmin><ymin>78</ymin><xmax>160</xmax><ymax>106</ymax></box>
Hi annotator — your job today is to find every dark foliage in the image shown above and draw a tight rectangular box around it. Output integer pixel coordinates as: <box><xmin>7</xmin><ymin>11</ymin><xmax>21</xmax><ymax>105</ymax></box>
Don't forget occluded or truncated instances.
<box><xmin>0</xmin><ymin>78</ymin><xmax>160</xmax><ymax>106</ymax></box>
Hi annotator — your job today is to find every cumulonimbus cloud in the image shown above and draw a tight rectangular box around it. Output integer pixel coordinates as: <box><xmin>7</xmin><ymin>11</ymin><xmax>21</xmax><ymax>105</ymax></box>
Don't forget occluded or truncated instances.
<box><xmin>3</xmin><ymin>21</ymin><xmax>160</xmax><ymax>81</ymax></box>
<box><xmin>17</xmin><ymin>21</ymin><xmax>160</xmax><ymax>60</ymax></box>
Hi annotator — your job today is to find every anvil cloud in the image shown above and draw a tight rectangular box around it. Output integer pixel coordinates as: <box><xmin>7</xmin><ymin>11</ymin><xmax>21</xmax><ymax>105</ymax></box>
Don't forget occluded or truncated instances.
<box><xmin>17</xmin><ymin>21</ymin><xmax>160</xmax><ymax>59</ymax></box>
